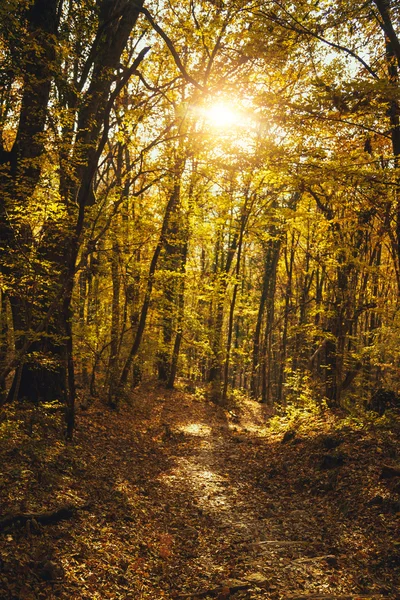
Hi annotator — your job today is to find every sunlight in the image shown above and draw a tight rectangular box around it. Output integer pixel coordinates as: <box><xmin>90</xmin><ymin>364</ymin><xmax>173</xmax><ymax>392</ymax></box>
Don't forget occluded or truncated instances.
<box><xmin>178</xmin><ymin>423</ymin><xmax>212</xmax><ymax>436</ymax></box>
<box><xmin>204</xmin><ymin>102</ymin><xmax>241</xmax><ymax>128</ymax></box>
<box><xmin>198</xmin><ymin>468</ymin><xmax>219</xmax><ymax>481</ymax></box>
<box><xmin>159</xmin><ymin>458</ymin><xmax>230</xmax><ymax>512</ymax></box>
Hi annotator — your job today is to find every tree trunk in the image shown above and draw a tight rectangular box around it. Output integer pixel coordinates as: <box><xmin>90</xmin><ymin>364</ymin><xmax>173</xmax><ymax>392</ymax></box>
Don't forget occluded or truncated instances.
<box><xmin>222</xmin><ymin>208</ymin><xmax>248</xmax><ymax>402</ymax></box>
<box><xmin>116</xmin><ymin>181</ymin><xmax>183</xmax><ymax>396</ymax></box>
<box><xmin>260</xmin><ymin>243</ymin><xmax>280</xmax><ymax>404</ymax></box>
<box><xmin>107</xmin><ymin>242</ymin><xmax>121</xmax><ymax>407</ymax></box>
<box><xmin>7</xmin><ymin>0</ymin><xmax>145</xmax><ymax>436</ymax></box>
<box><xmin>277</xmin><ymin>231</ymin><xmax>296</xmax><ymax>405</ymax></box>
<box><xmin>208</xmin><ymin>224</ymin><xmax>241</xmax><ymax>404</ymax></box>
<box><xmin>167</xmin><ymin>241</ymin><xmax>188</xmax><ymax>389</ymax></box>
<box><xmin>157</xmin><ymin>158</ymin><xmax>185</xmax><ymax>382</ymax></box>
<box><xmin>251</xmin><ymin>237</ymin><xmax>281</xmax><ymax>400</ymax></box>
<box><xmin>372</xmin><ymin>0</ymin><xmax>400</xmax><ymax>288</ymax></box>
<box><xmin>0</xmin><ymin>0</ymin><xmax>59</xmax><ymax>402</ymax></box>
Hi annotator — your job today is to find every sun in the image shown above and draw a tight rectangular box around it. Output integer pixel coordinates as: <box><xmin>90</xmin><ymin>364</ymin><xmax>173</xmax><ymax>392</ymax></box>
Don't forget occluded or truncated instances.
<box><xmin>204</xmin><ymin>102</ymin><xmax>240</xmax><ymax>128</ymax></box>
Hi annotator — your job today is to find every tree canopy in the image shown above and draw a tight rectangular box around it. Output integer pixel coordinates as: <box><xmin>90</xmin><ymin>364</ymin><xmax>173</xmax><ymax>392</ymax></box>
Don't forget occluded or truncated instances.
<box><xmin>1</xmin><ymin>0</ymin><xmax>400</xmax><ymax>435</ymax></box>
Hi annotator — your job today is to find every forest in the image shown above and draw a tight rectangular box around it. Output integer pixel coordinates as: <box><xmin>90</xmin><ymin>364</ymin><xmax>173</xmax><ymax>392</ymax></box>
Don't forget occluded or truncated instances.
<box><xmin>0</xmin><ymin>0</ymin><xmax>400</xmax><ymax>599</ymax></box>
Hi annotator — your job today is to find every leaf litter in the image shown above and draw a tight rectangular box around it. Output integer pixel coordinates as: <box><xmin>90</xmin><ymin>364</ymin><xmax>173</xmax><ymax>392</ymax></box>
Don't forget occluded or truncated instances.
<box><xmin>0</xmin><ymin>384</ymin><xmax>399</xmax><ymax>599</ymax></box>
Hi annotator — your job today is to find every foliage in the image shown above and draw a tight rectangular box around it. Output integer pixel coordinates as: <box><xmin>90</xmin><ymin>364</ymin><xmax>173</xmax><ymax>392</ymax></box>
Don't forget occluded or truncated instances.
<box><xmin>0</xmin><ymin>0</ymin><xmax>400</xmax><ymax>427</ymax></box>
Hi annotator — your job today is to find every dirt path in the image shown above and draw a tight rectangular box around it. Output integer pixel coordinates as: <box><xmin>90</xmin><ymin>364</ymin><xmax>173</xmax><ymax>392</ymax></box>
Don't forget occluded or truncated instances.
<box><xmin>0</xmin><ymin>386</ymin><xmax>399</xmax><ymax>599</ymax></box>
<box><xmin>117</xmin><ymin>387</ymin><xmax>399</xmax><ymax>599</ymax></box>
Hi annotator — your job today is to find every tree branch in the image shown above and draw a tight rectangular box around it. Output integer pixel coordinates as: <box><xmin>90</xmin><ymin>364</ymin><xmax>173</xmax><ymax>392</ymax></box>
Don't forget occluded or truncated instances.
<box><xmin>257</xmin><ymin>3</ymin><xmax>379</xmax><ymax>80</ymax></box>
<box><xmin>139</xmin><ymin>6</ymin><xmax>205</xmax><ymax>91</ymax></box>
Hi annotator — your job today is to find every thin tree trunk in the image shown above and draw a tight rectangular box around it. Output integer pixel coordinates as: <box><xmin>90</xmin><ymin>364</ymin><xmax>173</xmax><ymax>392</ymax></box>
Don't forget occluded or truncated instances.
<box><xmin>260</xmin><ymin>243</ymin><xmax>280</xmax><ymax>404</ymax></box>
<box><xmin>116</xmin><ymin>186</ymin><xmax>182</xmax><ymax>395</ymax></box>
<box><xmin>107</xmin><ymin>242</ymin><xmax>121</xmax><ymax>407</ymax></box>
<box><xmin>157</xmin><ymin>158</ymin><xmax>185</xmax><ymax>382</ymax></box>
<box><xmin>277</xmin><ymin>231</ymin><xmax>295</xmax><ymax>404</ymax></box>
<box><xmin>222</xmin><ymin>209</ymin><xmax>248</xmax><ymax>402</ymax></box>
<box><xmin>251</xmin><ymin>237</ymin><xmax>281</xmax><ymax>400</ymax></box>
<box><xmin>208</xmin><ymin>229</ymin><xmax>240</xmax><ymax>403</ymax></box>
<box><xmin>167</xmin><ymin>240</ymin><xmax>188</xmax><ymax>389</ymax></box>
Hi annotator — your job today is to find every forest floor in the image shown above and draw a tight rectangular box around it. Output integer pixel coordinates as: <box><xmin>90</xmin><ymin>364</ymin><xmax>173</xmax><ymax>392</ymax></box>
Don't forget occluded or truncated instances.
<box><xmin>0</xmin><ymin>383</ymin><xmax>400</xmax><ymax>600</ymax></box>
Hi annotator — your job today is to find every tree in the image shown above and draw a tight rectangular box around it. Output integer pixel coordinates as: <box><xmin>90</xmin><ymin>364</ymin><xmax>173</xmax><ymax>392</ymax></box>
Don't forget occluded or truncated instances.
<box><xmin>0</xmin><ymin>0</ymin><xmax>147</xmax><ymax>436</ymax></box>
<box><xmin>1</xmin><ymin>0</ymin><xmax>400</xmax><ymax>421</ymax></box>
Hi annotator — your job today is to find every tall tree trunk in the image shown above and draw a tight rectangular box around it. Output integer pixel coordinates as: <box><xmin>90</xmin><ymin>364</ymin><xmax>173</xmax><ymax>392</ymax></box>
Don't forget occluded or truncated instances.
<box><xmin>107</xmin><ymin>242</ymin><xmax>121</xmax><ymax>407</ymax></box>
<box><xmin>251</xmin><ymin>237</ymin><xmax>281</xmax><ymax>400</ymax></box>
<box><xmin>115</xmin><ymin>182</ymin><xmax>183</xmax><ymax>396</ymax></box>
<box><xmin>373</xmin><ymin>0</ymin><xmax>400</xmax><ymax>288</ymax></box>
<box><xmin>222</xmin><ymin>207</ymin><xmax>248</xmax><ymax>402</ymax></box>
<box><xmin>167</xmin><ymin>240</ymin><xmax>188</xmax><ymax>389</ymax></box>
<box><xmin>157</xmin><ymin>157</ymin><xmax>186</xmax><ymax>382</ymax></box>
<box><xmin>277</xmin><ymin>231</ymin><xmax>296</xmax><ymax>405</ymax></box>
<box><xmin>0</xmin><ymin>0</ymin><xmax>59</xmax><ymax>402</ymax></box>
<box><xmin>260</xmin><ymin>243</ymin><xmax>280</xmax><ymax>404</ymax></box>
<box><xmin>208</xmin><ymin>214</ymin><xmax>242</xmax><ymax>404</ymax></box>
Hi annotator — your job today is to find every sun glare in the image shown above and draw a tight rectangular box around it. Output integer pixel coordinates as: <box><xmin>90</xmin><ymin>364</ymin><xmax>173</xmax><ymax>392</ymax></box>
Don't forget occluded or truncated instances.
<box><xmin>205</xmin><ymin>102</ymin><xmax>240</xmax><ymax>128</ymax></box>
